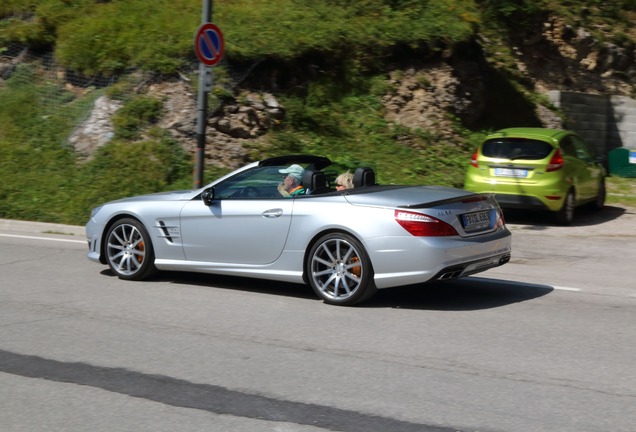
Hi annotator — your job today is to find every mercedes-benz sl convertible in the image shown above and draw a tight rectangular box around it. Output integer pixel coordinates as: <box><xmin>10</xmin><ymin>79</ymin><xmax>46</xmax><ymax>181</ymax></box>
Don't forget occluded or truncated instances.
<box><xmin>86</xmin><ymin>155</ymin><xmax>511</xmax><ymax>306</ymax></box>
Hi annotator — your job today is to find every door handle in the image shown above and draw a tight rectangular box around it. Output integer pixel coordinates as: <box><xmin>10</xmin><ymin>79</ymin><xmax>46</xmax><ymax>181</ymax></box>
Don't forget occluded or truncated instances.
<box><xmin>262</xmin><ymin>208</ymin><xmax>283</xmax><ymax>218</ymax></box>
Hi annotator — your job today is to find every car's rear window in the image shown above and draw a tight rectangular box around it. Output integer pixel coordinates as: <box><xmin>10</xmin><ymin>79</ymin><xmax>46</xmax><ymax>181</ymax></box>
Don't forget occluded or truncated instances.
<box><xmin>482</xmin><ymin>138</ymin><xmax>554</xmax><ymax>160</ymax></box>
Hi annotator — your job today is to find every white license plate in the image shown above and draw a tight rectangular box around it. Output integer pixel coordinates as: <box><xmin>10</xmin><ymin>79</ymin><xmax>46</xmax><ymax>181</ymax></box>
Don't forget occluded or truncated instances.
<box><xmin>494</xmin><ymin>167</ymin><xmax>528</xmax><ymax>178</ymax></box>
<box><xmin>462</xmin><ymin>210</ymin><xmax>491</xmax><ymax>229</ymax></box>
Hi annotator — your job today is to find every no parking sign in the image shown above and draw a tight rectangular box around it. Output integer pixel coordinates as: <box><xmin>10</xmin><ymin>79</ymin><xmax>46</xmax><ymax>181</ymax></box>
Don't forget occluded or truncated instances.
<box><xmin>194</xmin><ymin>23</ymin><xmax>224</xmax><ymax>67</ymax></box>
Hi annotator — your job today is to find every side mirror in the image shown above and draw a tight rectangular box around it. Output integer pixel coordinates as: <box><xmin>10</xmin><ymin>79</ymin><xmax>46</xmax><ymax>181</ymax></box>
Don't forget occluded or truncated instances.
<box><xmin>201</xmin><ymin>187</ymin><xmax>215</xmax><ymax>206</ymax></box>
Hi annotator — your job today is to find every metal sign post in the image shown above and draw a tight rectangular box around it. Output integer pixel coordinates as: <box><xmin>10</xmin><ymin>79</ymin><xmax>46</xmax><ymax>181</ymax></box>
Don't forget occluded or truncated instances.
<box><xmin>193</xmin><ymin>60</ymin><xmax>209</xmax><ymax>189</ymax></box>
<box><xmin>193</xmin><ymin>0</ymin><xmax>224</xmax><ymax>189</ymax></box>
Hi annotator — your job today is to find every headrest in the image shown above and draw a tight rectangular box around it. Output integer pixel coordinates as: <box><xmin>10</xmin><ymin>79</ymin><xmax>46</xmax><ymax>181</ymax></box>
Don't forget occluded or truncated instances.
<box><xmin>353</xmin><ymin>167</ymin><xmax>376</xmax><ymax>188</ymax></box>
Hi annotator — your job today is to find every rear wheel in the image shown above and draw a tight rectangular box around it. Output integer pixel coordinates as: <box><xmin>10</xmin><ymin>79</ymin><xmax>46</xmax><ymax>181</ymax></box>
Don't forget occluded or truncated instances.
<box><xmin>592</xmin><ymin>178</ymin><xmax>606</xmax><ymax>210</ymax></box>
<box><xmin>555</xmin><ymin>189</ymin><xmax>575</xmax><ymax>225</ymax></box>
<box><xmin>306</xmin><ymin>233</ymin><xmax>376</xmax><ymax>306</ymax></box>
<box><xmin>105</xmin><ymin>218</ymin><xmax>156</xmax><ymax>280</ymax></box>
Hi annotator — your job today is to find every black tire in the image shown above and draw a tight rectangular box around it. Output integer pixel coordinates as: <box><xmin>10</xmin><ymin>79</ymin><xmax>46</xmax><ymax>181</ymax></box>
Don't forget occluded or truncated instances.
<box><xmin>555</xmin><ymin>189</ymin><xmax>575</xmax><ymax>225</ymax></box>
<box><xmin>592</xmin><ymin>178</ymin><xmax>606</xmax><ymax>210</ymax></box>
<box><xmin>306</xmin><ymin>233</ymin><xmax>377</xmax><ymax>306</ymax></box>
<box><xmin>105</xmin><ymin>218</ymin><xmax>156</xmax><ymax>280</ymax></box>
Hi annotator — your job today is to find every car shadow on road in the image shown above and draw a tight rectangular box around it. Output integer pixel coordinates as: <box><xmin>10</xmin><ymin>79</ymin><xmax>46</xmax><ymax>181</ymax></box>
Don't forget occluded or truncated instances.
<box><xmin>102</xmin><ymin>271</ymin><xmax>553</xmax><ymax>310</ymax></box>
<box><xmin>503</xmin><ymin>205</ymin><xmax>626</xmax><ymax>228</ymax></box>
<box><xmin>153</xmin><ymin>271</ymin><xmax>320</xmax><ymax>301</ymax></box>
<box><xmin>159</xmin><ymin>271</ymin><xmax>554</xmax><ymax>310</ymax></box>
<box><xmin>364</xmin><ymin>277</ymin><xmax>554</xmax><ymax>310</ymax></box>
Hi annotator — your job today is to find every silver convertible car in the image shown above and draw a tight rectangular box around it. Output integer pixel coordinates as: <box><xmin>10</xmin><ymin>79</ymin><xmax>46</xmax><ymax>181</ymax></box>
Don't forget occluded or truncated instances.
<box><xmin>86</xmin><ymin>155</ymin><xmax>511</xmax><ymax>306</ymax></box>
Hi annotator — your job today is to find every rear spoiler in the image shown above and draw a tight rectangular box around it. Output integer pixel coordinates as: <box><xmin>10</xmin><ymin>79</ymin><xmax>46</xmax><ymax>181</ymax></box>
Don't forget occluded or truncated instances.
<box><xmin>399</xmin><ymin>193</ymin><xmax>495</xmax><ymax>209</ymax></box>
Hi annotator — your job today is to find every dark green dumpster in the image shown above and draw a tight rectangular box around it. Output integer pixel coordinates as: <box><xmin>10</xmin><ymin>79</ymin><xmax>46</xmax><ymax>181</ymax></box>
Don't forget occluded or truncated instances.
<box><xmin>608</xmin><ymin>147</ymin><xmax>636</xmax><ymax>177</ymax></box>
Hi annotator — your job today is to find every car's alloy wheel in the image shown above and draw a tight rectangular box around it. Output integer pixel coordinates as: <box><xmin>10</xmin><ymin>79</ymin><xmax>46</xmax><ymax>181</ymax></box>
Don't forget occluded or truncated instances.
<box><xmin>307</xmin><ymin>233</ymin><xmax>376</xmax><ymax>306</ymax></box>
<box><xmin>555</xmin><ymin>190</ymin><xmax>575</xmax><ymax>225</ymax></box>
<box><xmin>105</xmin><ymin>218</ymin><xmax>156</xmax><ymax>280</ymax></box>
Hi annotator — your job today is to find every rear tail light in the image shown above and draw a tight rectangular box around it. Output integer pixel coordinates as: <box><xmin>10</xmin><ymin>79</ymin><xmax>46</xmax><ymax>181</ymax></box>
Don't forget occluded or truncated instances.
<box><xmin>395</xmin><ymin>210</ymin><xmax>459</xmax><ymax>237</ymax></box>
<box><xmin>470</xmin><ymin>149</ymin><xmax>479</xmax><ymax>168</ymax></box>
<box><xmin>495</xmin><ymin>208</ymin><xmax>505</xmax><ymax>229</ymax></box>
<box><xmin>546</xmin><ymin>149</ymin><xmax>564</xmax><ymax>172</ymax></box>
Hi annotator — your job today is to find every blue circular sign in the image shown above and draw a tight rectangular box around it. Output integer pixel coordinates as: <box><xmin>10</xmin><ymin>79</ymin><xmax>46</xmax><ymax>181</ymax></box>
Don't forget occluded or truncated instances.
<box><xmin>194</xmin><ymin>23</ymin><xmax>224</xmax><ymax>67</ymax></box>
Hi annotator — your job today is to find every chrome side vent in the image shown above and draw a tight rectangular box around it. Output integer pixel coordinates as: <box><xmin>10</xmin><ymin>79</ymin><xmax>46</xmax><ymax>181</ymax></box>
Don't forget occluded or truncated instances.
<box><xmin>156</xmin><ymin>221</ymin><xmax>180</xmax><ymax>244</ymax></box>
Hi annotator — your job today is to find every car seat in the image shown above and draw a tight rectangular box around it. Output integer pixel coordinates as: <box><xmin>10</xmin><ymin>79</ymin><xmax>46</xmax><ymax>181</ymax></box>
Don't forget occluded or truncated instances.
<box><xmin>302</xmin><ymin>170</ymin><xmax>330</xmax><ymax>195</ymax></box>
<box><xmin>353</xmin><ymin>167</ymin><xmax>376</xmax><ymax>188</ymax></box>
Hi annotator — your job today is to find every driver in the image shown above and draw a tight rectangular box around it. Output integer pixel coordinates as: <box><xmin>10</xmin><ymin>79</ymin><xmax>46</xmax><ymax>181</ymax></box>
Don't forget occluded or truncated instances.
<box><xmin>277</xmin><ymin>164</ymin><xmax>306</xmax><ymax>197</ymax></box>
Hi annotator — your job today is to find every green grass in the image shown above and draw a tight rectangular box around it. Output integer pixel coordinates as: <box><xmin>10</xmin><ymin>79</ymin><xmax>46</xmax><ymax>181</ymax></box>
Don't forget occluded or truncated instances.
<box><xmin>2</xmin><ymin>0</ymin><xmax>479</xmax><ymax>76</ymax></box>
<box><xmin>606</xmin><ymin>176</ymin><xmax>636</xmax><ymax>207</ymax></box>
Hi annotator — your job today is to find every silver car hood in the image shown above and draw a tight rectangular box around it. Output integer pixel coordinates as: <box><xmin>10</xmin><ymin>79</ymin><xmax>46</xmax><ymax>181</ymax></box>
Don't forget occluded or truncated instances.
<box><xmin>107</xmin><ymin>190</ymin><xmax>197</xmax><ymax>204</ymax></box>
<box><xmin>344</xmin><ymin>186</ymin><xmax>478</xmax><ymax>208</ymax></box>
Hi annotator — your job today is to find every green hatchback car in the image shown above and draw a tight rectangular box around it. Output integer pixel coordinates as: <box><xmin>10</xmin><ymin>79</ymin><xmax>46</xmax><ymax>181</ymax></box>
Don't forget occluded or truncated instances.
<box><xmin>464</xmin><ymin>128</ymin><xmax>607</xmax><ymax>224</ymax></box>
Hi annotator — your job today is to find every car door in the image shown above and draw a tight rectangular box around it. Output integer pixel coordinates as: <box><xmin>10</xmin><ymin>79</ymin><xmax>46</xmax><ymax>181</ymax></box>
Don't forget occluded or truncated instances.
<box><xmin>178</xmin><ymin>166</ymin><xmax>295</xmax><ymax>264</ymax></box>
<box><xmin>179</xmin><ymin>198</ymin><xmax>294</xmax><ymax>264</ymax></box>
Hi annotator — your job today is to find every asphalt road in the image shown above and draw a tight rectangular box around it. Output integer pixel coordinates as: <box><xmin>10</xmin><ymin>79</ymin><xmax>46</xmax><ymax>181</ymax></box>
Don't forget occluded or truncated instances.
<box><xmin>1</xmin><ymin>206</ymin><xmax>635</xmax><ymax>432</ymax></box>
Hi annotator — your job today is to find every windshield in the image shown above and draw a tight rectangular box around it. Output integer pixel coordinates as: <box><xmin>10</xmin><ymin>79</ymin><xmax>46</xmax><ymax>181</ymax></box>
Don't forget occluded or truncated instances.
<box><xmin>214</xmin><ymin>166</ymin><xmax>285</xmax><ymax>199</ymax></box>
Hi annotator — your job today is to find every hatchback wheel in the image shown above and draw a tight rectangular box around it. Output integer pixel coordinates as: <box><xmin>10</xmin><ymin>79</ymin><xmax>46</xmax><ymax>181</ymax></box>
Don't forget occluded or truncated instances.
<box><xmin>105</xmin><ymin>218</ymin><xmax>156</xmax><ymax>280</ymax></box>
<box><xmin>555</xmin><ymin>190</ymin><xmax>575</xmax><ymax>225</ymax></box>
<box><xmin>592</xmin><ymin>178</ymin><xmax>606</xmax><ymax>210</ymax></box>
<box><xmin>307</xmin><ymin>233</ymin><xmax>376</xmax><ymax>306</ymax></box>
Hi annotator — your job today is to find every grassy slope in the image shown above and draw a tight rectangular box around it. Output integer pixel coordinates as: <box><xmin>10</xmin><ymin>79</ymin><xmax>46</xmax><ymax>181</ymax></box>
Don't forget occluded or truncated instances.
<box><xmin>0</xmin><ymin>0</ymin><xmax>634</xmax><ymax>225</ymax></box>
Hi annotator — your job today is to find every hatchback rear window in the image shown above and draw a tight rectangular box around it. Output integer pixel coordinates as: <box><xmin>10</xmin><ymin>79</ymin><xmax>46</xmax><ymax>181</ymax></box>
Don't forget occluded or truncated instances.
<box><xmin>482</xmin><ymin>138</ymin><xmax>554</xmax><ymax>160</ymax></box>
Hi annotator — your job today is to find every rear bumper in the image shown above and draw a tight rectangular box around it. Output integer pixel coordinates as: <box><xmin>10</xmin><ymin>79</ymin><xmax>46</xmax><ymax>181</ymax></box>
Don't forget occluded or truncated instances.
<box><xmin>493</xmin><ymin>194</ymin><xmax>550</xmax><ymax>210</ymax></box>
<box><xmin>434</xmin><ymin>252</ymin><xmax>511</xmax><ymax>280</ymax></box>
<box><xmin>368</xmin><ymin>228</ymin><xmax>512</xmax><ymax>289</ymax></box>
<box><xmin>493</xmin><ymin>193</ymin><xmax>563</xmax><ymax>212</ymax></box>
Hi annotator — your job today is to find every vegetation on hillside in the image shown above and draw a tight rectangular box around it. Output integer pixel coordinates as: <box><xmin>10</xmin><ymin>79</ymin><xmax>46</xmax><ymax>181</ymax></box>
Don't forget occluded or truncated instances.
<box><xmin>1</xmin><ymin>0</ymin><xmax>635</xmax><ymax>225</ymax></box>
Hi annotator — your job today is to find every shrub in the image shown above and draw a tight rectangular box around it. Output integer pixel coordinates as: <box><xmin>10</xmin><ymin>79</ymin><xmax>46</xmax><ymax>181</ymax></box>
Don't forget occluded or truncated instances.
<box><xmin>112</xmin><ymin>96</ymin><xmax>163</xmax><ymax>140</ymax></box>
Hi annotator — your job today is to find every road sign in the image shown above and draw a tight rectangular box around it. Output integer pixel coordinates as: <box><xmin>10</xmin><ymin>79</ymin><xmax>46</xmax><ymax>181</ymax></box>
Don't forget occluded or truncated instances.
<box><xmin>194</xmin><ymin>23</ymin><xmax>224</xmax><ymax>67</ymax></box>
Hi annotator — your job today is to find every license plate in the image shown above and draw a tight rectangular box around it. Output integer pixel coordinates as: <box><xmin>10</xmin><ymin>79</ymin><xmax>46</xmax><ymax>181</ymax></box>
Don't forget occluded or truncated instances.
<box><xmin>462</xmin><ymin>210</ymin><xmax>491</xmax><ymax>230</ymax></box>
<box><xmin>494</xmin><ymin>167</ymin><xmax>528</xmax><ymax>178</ymax></box>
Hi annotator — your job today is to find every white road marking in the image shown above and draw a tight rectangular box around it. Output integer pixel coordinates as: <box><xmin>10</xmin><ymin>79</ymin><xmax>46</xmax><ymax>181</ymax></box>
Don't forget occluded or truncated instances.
<box><xmin>0</xmin><ymin>233</ymin><xmax>85</xmax><ymax>244</ymax></box>
<box><xmin>553</xmin><ymin>286</ymin><xmax>582</xmax><ymax>292</ymax></box>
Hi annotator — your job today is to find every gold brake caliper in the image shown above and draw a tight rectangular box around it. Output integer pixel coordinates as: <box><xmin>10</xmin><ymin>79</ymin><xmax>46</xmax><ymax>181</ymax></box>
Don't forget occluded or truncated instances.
<box><xmin>137</xmin><ymin>241</ymin><xmax>145</xmax><ymax>264</ymax></box>
<box><xmin>350</xmin><ymin>256</ymin><xmax>361</xmax><ymax>278</ymax></box>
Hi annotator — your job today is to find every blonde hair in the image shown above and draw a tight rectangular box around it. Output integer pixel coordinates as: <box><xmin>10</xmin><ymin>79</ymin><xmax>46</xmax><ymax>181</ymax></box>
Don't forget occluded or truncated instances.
<box><xmin>335</xmin><ymin>171</ymin><xmax>354</xmax><ymax>189</ymax></box>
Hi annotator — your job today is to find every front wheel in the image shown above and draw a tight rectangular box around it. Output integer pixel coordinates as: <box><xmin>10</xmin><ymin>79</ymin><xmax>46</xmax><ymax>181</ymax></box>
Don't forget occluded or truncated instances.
<box><xmin>105</xmin><ymin>218</ymin><xmax>156</xmax><ymax>280</ymax></box>
<box><xmin>306</xmin><ymin>233</ymin><xmax>376</xmax><ymax>306</ymax></box>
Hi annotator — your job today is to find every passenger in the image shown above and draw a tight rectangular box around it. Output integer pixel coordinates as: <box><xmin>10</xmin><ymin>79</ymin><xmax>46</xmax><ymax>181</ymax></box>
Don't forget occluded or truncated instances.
<box><xmin>278</xmin><ymin>164</ymin><xmax>306</xmax><ymax>197</ymax></box>
<box><xmin>335</xmin><ymin>171</ymin><xmax>354</xmax><ymax>191</ymax></box>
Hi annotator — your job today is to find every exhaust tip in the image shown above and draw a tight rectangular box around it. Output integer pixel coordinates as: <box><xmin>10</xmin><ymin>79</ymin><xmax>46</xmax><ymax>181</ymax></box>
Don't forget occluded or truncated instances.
<box><xmin>499</xmin><ymin>254</ymin><xmax>511</xmax><ymax>265</ymax></box>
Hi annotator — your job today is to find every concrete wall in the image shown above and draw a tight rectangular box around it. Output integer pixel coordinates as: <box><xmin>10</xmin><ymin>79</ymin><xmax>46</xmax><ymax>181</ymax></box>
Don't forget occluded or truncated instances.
<box><xmin>609</xmin><ymin>96</ymin><xmax>636</xmax><ymax>150</ymax></box>
<box><xmin>548</xmin><ymin>91</ymin><xmax>636</xmax><ymax>156</ymax></box>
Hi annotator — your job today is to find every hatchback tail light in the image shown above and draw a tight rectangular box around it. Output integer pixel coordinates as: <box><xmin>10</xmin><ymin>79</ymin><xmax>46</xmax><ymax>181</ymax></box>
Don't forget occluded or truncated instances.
<box><xmin>470</xmin><ymin>149</ymin><xmax>479</xmax><ymax>168</ymax></box>
<box><xmin>395</xmin><ymin>210</ymin><xmax>459</xmax><ymax>237</ymax></box>
<box><xmin>546</xmin><ymin>149</ymin><xmax>564</xmax><ymax>172</ymax></box>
